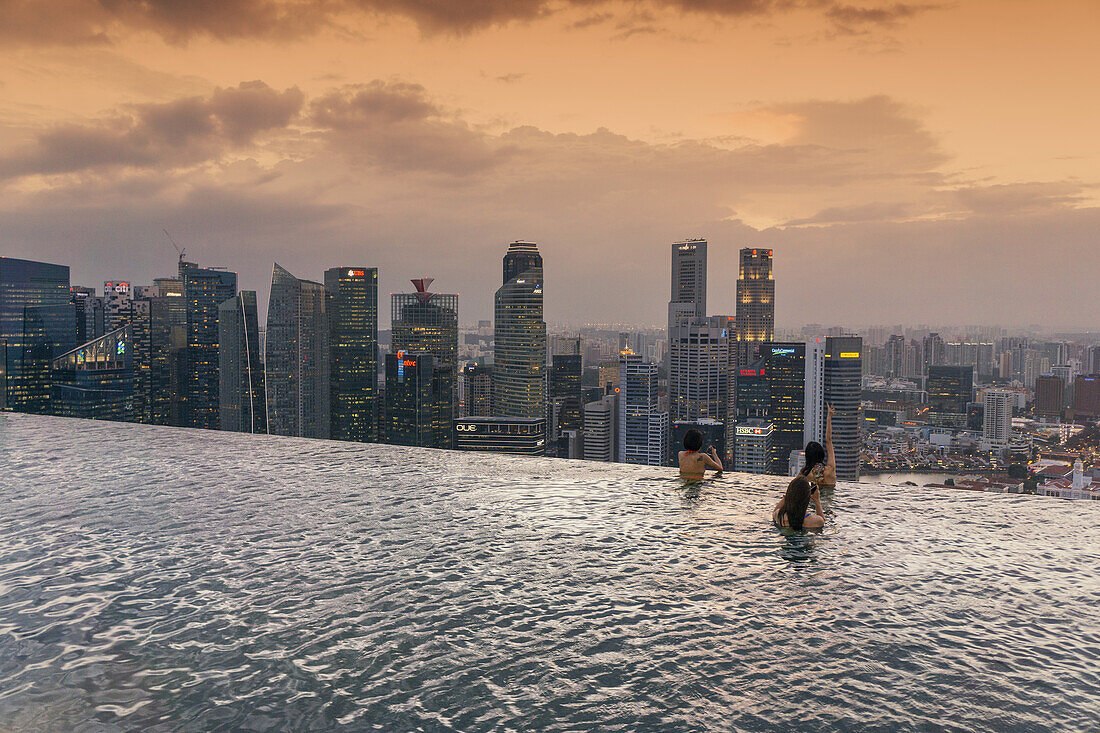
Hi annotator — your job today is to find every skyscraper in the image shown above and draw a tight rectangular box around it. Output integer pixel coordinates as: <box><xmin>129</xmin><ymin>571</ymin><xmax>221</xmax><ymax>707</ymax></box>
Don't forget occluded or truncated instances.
<box><xmin>668</xmin><ymin>239</ymin><xmax>707</xmax><ymax>323</ymax></box>
<box><xmin>218</xmin><ymin>291</ymin><xmax>267</xmax><ymax>433</ymax></box>
<box><xmin>762</xmin><ymin>341</ymin><xmax>825</xmax><ymax>474</ymax></box>
<box><xmin>922</xmin><ymin>332</ymin><xmax>945</xmax><ymax>375</ymax></box>
<box><xmin>50</xmin><ymin>325</ymin><xmax>134</xmax><ymax>422</ymax></box>
<box><xmin>182</xmin><ymin>265</ymin><xmax>237</xmax><ymax>430</ymax></box>
<box><xmin>617</xmin><ymin>351</ymin><xmax>668</xmax><ymax>466</ymax></box>
<box><xmin>1033</xmin><ymin>375</ymin><xmax>1064</xmax><ymax>419</ymax></box>
<box><xmin>666</xmin><ymin>238</ymin><xmax>731</xmax><ymax>459</ymax></box>
<box><xmin>734</xmin><ymin>248</ymin><xmax>775</xmax><ymax>369</ymax></box>
<box><xmin>583</xmin><ymin>392</ymin><xmax>618</xmax><ymax>462</ymax></box>
<box><xmin>383</xmin><ymin>351</ymin><xmax>448</xmax><ymax>447</ymax></box>
<box><xmin>824</xmin><ymin>336</ymin><xmax>862</xmax><ymax>481</ymax></box>
<box><xmin>325</xmin><ymin>267</ymin><xmax>378</xmax><ymax>443</ymax></box>
<box><xmin>983</xmin><ymin>389</ymin><xmax>1014</xmax><ymax>450</ymax></box>
<box><xmin>392</xmin><ymin>278</ymin><xmax>458</xmax><ymax>448</ymax></box>
<box><xmin>460</xmin><ymin>362</ymin><xmax>493</xmax><ymax>417</ymax></box>
<box><xmin>667</xmin><ymin>316</ymin><xmax>731</xmax><ymax>424</ymax></box>
<box><xmin>265</xmin><ymin>263</ymin><xmax>330</xmax><ymax>438</ymax></box>
<box><xmin>927</xmin><ymin>365</ymin><xmax>973</xmax><ymax>428</ymax></box>
<box><xmin>0</xmin><ymin>256</ymin><xmax>74</xmax><ymax>414</ymax></box>
<box><xmin>549</xmin><ymin>353</ymin><xmax>583</xmax><ymax>437</ymax></box>
<box><xmin>494</xmin><ymin>242</ymin><xmax>547</xmax><ymax>423</ymax></box>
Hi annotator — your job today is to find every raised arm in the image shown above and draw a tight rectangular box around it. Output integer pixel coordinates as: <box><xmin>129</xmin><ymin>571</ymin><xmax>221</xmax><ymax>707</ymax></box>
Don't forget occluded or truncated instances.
<box><xmin>704</xmin><ymin>446</ymin><xmax>724</xmax><ymax>472</ymax></box>
<box><xmin>825</xmin><ymin>403</ymin><xmax>836</xmax><ymax>468</ymax></box>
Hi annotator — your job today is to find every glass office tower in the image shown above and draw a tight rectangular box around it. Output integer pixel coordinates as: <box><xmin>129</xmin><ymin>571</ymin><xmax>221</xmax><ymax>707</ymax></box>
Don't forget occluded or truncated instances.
<box><xmin>392</xmin><ymin>278</ymin><xmax>457</xmax><ymax>449</ymax></box>
<box><xmin>824</xmin><ymin>336</ymin><xmax>863</xmax><ymax>481</ymax></box>
<box><xmin>218</xmin><ymin>291</ymin><xmax>267</xmax><ymax>434</ymax></box>
<box><xmin>383</xmin><ymin>351</ymin><xmax>448</xmax><ymax>447</ymax></box>
<box><xmin>494</xmin><ymin>242</ymin><xmax>547</xmax><ymax>423</ymax></box>
<box><xmin>266</xmin><ymin>263</ymin><xmax>330</xmax><ymax>439</ymax></box>
<box><xmin>182</xmin><ymin>266</ymin><xmax>237</xmax><ymax>430</ymax></box>
<box><xmin>0</xmin><ymin>256</ymin><xmax>74</xmax><ymax>414</ymax></box>
<box><xmin>325</xmin><ymin>267</ymin><xmax>378</xmax><ymax>443</ymax></box>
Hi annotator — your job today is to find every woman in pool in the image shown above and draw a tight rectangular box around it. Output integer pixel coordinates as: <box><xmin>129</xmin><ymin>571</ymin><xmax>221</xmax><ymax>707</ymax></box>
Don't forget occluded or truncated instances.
<box><xmin>772</xmin><ymin>476</ymin><xmax>824</xmax><ymax>529</ymax></box>
<box><xmin>678</xmin><ymin>428</ymin><xmax>723</xmax><ymax>479</ymax></box>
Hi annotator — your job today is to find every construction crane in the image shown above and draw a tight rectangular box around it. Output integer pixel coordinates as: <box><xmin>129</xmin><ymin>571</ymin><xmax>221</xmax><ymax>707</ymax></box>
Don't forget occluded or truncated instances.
<box><xmin>163</xmin><ymin>229</ymin><xmax>186</xmax><ymax>270</ymax></box>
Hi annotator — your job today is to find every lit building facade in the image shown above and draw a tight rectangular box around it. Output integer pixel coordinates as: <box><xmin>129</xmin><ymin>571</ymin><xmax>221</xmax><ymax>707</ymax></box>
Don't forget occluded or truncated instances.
<box><xmin>383</xmin><ymin>351</ymin><xmax>449</xmax><ymax>448</ymax></box>
<box><xmin>734</xmin><ymin>419</ymin><xmax>774</xmax><ymax>474</ymax></box>
<box><xmin>493</xmin><ymin>242</ymin><xmax>547</xmax><ymax>423</ymax></box>
<box><xmin>0</xmin><ymin>257</ymin><xmax>74</xmax><ymax>414</ymax></box>
<box><xmin>762</xmin><ymin>341</ymin><xmax>824</xmax><ymax>474</ymax></box>
<box><xmin>218</xmin><ymin>291</ymin><xmax>267</xmax><ymax>434</ymax></box>
<box><xmin>50</xmin><ymin>325</ymin><xmax>134</xmax><ymax>421</ymax></box>
<box><xmin>453</xmin><ymin>416</ymin><xmax>547</xmax><ymax>455</ymax></box>
<box><xmin>265</xmin><ymin>263</ymin><xmax>330</xmax><ymax>438</ymax></box>
<box><xmin>734</xmin><ymin>247</ymin><xmax>774</xmax><ymax>369</ymax></box>
<box><xmin>460</xmin><ymin>362</ymin><xmax>493</xmax><ymax>417</ymax></box>
<box><xmin>325</xmin><ymin>266</ymin><xmax>378</xmax><ymax>442</ymax></box>
<box><xmin>550</xmin><ymin>353</ymin><xmax>583</xmax><ymax>435</ymax></box>
<box><xmin>182</xmin><ymin>266</ymin><xmax>237</xmax><ymax>430</ymax></box>
<box><xmin>824</xmin><ymin>336</ymin><xmax>862</xmax><ymax>481</ymax></box>
<box><xmin>392</xmin><ymin>278</ymin><xmax>458</xmax><ymax>448</ymax></box>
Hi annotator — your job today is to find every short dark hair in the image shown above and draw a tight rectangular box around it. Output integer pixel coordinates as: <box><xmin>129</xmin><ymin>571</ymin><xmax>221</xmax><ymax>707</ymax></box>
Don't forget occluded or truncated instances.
<box><xmin>684</xmin><ymin>429</ymin><xmax>703</xmax><ymax>451</ymax></box>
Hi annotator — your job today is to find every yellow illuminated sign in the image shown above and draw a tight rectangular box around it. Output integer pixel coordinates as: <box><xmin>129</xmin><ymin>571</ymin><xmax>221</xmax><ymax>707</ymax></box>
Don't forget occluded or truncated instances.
<box><xmin>840</xmin><ymin>352</ymin><xmax>861</xmax><ymax>358</ymax></box>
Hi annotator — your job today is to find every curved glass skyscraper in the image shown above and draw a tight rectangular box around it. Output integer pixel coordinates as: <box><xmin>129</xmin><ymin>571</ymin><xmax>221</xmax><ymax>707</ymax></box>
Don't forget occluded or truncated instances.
<box><xmin>493</xmin><ymin>241</ymin><xmax>546</xmax><ymax>422</ymax></box>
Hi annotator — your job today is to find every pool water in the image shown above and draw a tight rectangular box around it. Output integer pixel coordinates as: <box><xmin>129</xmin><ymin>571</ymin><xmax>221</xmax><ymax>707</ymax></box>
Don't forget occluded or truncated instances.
<box><xmin>1</xmin><ymin>413</ymin><xmax>1098</xmax><ymax>731</ymax></box>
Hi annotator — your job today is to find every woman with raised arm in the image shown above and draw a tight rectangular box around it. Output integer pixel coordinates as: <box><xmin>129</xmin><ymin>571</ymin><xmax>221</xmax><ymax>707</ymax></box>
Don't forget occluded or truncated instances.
<box><xmin>800</xmin><ymin>402</ymin><xmax>837</xmax><ymax>491</ymax></box>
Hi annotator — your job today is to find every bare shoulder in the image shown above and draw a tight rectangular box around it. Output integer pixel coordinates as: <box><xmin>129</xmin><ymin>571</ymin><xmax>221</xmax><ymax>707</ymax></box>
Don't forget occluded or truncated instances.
<box><xmin>804</xmin><ymin>514</ymin><xmax>825</xmax><ymax>528</ymax></box>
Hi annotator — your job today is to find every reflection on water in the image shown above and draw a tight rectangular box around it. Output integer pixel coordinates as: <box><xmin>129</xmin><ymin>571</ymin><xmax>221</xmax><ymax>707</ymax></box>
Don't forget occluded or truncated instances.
<box><xmin>1</xmin><ymin>413</ymin><xmax>1099</xmax><ymax>732</ymax></box>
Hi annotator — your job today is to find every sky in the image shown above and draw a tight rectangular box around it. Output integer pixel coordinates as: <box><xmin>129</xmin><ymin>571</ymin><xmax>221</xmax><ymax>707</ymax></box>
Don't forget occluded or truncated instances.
<box><xmin>0</xmin><ymin>0</ymin><xmax>1097</xmax><ymax>329</ymax></box>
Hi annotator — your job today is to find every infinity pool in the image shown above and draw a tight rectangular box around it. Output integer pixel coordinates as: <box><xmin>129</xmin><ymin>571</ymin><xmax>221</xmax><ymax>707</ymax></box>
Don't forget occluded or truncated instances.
<box><xmin>1</xmin><ymin>413</ymin><xmax>1098</xmax><ymax>731</ymax></box>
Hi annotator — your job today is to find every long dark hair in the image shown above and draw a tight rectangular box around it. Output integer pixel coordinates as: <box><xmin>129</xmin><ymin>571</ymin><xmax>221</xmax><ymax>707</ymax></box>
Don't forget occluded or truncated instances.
<box><xmin>777</xmin><ymin>476</ymin><xmax>812</xmax><ymax>530</ymax></box>
<box><xmin>800</xmin><ymin>441</ymin><xmax>826</xmax><ymax>477</ymax></box>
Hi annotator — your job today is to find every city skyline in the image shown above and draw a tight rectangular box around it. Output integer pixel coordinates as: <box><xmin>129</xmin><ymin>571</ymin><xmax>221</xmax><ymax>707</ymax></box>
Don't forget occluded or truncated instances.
<box><xmin>1</xmin><ymin>2</ymin><xmax>1098</xmax><ymax>328</ymax></box>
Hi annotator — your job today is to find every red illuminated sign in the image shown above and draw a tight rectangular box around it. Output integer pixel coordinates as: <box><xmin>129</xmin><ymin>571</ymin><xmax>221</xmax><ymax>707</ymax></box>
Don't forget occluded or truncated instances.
<box><xmin>347</xmin><ymin>269</ymin><xmax>365</xmax><ymax>277</ymax></box>
<box><xmin>740</xmin><ymin>369</ymin><xmax>757</xmax><ymax>376</ymax></box>
<box><xmin>403</xmin><ymin>359</ymin><xmax>416</xmax><ymax>368</ymax></box>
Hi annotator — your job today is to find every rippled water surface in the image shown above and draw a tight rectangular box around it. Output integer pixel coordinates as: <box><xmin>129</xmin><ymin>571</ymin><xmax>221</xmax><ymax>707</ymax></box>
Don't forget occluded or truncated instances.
<box><xmin>1</xmin><ymin>413</ymin><xmax>1098</xmax><ymax>732</ymax></box>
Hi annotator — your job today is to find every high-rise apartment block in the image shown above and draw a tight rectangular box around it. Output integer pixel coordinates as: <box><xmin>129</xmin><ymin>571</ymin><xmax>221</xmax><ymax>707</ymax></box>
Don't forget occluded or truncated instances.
<box><xmin>982</xmin><ymin>389</ymin><xmax>1014</xmax><ymax>450</ymax></box>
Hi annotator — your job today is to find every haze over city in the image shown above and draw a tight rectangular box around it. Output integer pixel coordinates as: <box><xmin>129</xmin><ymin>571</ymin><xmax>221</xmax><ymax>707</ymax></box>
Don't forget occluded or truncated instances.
<box><xmin>1</xmin><ymin>0</ymin><xmax>1098</xmax><ymax>327</ymax></box>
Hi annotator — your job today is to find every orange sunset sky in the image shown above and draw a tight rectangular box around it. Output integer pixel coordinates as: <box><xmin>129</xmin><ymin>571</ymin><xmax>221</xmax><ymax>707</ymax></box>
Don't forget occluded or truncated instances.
<box><xmin>0</xmin><ymin>0</ymin><xmax>1097</xmax><ymax>327</ymax></box>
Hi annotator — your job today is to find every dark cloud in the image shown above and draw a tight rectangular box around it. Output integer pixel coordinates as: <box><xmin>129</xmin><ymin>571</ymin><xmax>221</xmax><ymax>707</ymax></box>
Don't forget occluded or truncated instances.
<box><xmin>949</xmin><ymin>181</ymin><xmax>1093</xmax><ymax>216</ymax></box>
<box><xmin>0</xmin><ymin>81</ymin><xmax>303</xmax><ymax>179</ymax></box>
<box><xmin>786</xmin><ymin>201</ymin><xmax>912</xmax><ymax>225</ymax></box>
<box><xmin>308</xmin><ymin>82</ymin><xmax>513</xmax><ymax>175</ymax></box>
<box><xmin>0</xmin><ymin>0</ymin><xmax>943</xmax><ymax>45</ymax></box>
<box><xmin>826</xmin><ymin>2</ymin><xmax>943</xmax><ymax>34</ymax></box>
